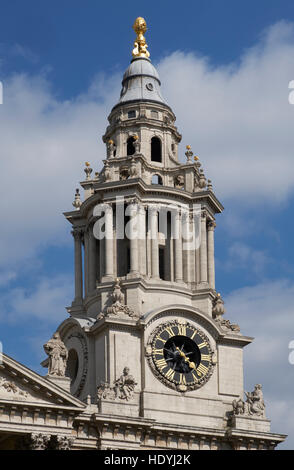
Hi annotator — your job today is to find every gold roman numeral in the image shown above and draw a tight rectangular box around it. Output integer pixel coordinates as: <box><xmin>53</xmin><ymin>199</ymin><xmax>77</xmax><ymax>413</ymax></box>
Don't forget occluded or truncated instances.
<box><xmin>165</xmin><ymin>369</ymin><xmax>175</xmax><ymax>381</ymax></box>
<box><xmin>196</xmin><ymin>363</ymin><xmax>208</xmax><ymax>376</ymax></box>
<box><xmin>153</xmin><ymin>348</ymin><xmax>164</xmax><ymax>355</ymax></box>
<box><xmin>177</xmin><ymin>324</ymin><xmax>186</xmax><ymax>336</ymax></box>
<box><xmin>201</xmin><ymin>354</ymin><xmax>211</xmax><ymax>362</ymax></box>
<box><xmin>190</xmin><ymin>330</ymin><xmax>197</xmax><ymax>340</ymax></box>
<box><xmin>191</xmin><ymin>371</ymin><xmax>199</xmax><ymax>382</ymax></box>
<box><xmin>165</xmin><ymin>326</ymin><xmax>175</xmax><ymax>338</ymax></box>
<box><xmin>197</xmin><ymin>341</ymin><xmax>207</xmax><ymax>349</ymax></box>
<box><xmin>155</xmin><ymin>358</ymin><xmax>167</xmax><ymax>370</ymax></box>
<box><xmin>179</xmin><ymin>374</ymin><xmax>187</xmax><ymax>385</ymax></box>
<box><xmin>155</xmin><ymin>335</ymin><xmax>166</xmax><ymax>344</ymax></box>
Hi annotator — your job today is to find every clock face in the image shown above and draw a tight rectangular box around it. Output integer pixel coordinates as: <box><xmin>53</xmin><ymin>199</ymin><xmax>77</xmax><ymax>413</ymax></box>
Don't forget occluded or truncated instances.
<box><xmin>146</xmin><ymin>320</ymin><xmax>215</xmax><ymax>392</ymax></box>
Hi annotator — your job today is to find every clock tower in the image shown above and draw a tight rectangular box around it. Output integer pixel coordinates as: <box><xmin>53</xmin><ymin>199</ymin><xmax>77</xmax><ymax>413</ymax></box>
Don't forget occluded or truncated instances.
<box><xmin>55</xmin><ymin>17</ymin><xmax>285</xmax><ymax>450</ymax></box>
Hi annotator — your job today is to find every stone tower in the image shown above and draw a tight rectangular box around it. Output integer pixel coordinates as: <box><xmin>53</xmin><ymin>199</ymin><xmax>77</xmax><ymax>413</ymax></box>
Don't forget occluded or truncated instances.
<box><xmin>56</xmin><ymin>17</ymin><xmax>285</xmax><ymax>450</ymax></box>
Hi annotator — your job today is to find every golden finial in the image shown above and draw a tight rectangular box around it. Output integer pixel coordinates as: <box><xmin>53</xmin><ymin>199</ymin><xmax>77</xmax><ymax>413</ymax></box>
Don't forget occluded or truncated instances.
<box><xmin>85</xmin><ymin>161</ymin><xmax>90</xmax><ymax>167</ymax></box>
<box><xmin>186</xmin><ymin>145</ymin><xmax>191</xmax><ymax>150</ymax></box>
<box><xmin>194</xmin><ymin>156</ymin><xmax>199</xmax><ymax>161</ymax></box>
<box><xmin>132</xmin><ymin>17</ymin><xmax>150</xmax><ymax>59</ymax></box>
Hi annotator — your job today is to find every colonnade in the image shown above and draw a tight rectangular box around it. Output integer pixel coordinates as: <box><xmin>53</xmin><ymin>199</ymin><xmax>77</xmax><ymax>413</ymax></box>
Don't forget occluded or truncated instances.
<box><xmin>72</xmin><ymin>205</ymin><xmax>216</xmax><ymax>302</ymax></box>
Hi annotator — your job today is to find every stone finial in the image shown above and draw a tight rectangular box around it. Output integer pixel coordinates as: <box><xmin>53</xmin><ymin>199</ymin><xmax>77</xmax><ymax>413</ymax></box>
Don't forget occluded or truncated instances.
<box><xmin>212</xmin><ymin>293</ymin><xmax>240</xmax><ymax>333</ymax></box>
<box><xmin>207</xmin><ymin>179</ymin><xmax>213</xmax><ymax>191</ymax></box>
<box><xmin>198</xmin><ymin>168</ymin><xmax>207</xmax><ymax>188</ymax></box>
<box><xmin>212</xmin><ymin>293</ymin><xmax>225</xmax><ymax>319</ymax></box>
<box><xmin>185</xmin><ymin>145</ymin><xmax>193</xmax><ymax>162</ymax></box>
<box><xmin>84</xmin><ymin>162</ymin><xmax>93</xmax><ymax>180</ymax></box>
<box><xmin>105</xmin><ymin>278</ymin><xmax>137</xmax><ymax>318</ymax></box>
<box><xmin>72</xmin><ymin>188</ymin><xmax>82</xmax><ymax>210</ymax></box>
<box><xmin>112</xmin><ymin>278</ymin><xmax>124</xmax><ymax>304</ymax></box>
<box><xmin>43</xmin><ymin>332</ymin><xmax>68</xmax><ymax>377</ymax></box>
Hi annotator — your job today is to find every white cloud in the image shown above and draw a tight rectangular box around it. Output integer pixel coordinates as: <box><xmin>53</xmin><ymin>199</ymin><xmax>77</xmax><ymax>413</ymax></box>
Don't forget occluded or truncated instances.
<box><xmin>158</xmin><ymin>21</ymin><xmax>294</xmax><ymax>204</ymax></box>
<box><xmin>224</xmin><ymin>241</ymin><xmax>271</xmax><ymax>276</ymax></box>
<box><xmin>0</xmin><ymin>275</ymin><xmax>73</xmax><ymax>324</ymax></box>
<box><xmin>0</xmin><ymin>71</ymin><xmax>120</xmax><ymax>270</ymax></box>
<box><xmin>0</xmin><ymin>270</ymin><xmax>16</xmax><ymax>286</ymax></box>
<box><xmin>225</xmin><ymin>279</ymin><xmax>294</xmax><ymax>448</ymax></box>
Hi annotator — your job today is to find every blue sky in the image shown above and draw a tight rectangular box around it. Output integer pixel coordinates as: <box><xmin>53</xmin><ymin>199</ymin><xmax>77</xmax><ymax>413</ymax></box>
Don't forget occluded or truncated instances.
<box><xmin>0</xmin><ymin>0</ymin><xmax>294</xmax><ymax>448</ymax></box>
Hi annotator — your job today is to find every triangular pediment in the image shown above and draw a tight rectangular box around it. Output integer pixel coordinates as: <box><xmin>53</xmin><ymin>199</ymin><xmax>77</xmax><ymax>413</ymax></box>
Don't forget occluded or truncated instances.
<box><xmin>0</xmin><ymin>353</ymin><xmax>85</xmax><ymax>410</ymax></box>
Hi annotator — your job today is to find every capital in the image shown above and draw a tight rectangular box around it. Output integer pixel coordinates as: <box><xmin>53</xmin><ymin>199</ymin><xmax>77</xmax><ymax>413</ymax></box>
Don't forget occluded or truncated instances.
<box><xmin>208</xmin><ymin>220</ymin><xmax>216</xmax><ymax>231</ymax></box>
<box><xmin>71</xmin><ymin>228</ymin><xmax>83</xmax><ymax>240</ymax></box>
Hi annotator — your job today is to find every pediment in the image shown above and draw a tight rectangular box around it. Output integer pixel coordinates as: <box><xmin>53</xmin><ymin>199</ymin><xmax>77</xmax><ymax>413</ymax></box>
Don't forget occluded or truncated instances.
<box><xmin>0</xmin><ymin>353</ymin><xmax>85</xmax><ymax>410</ymax></box>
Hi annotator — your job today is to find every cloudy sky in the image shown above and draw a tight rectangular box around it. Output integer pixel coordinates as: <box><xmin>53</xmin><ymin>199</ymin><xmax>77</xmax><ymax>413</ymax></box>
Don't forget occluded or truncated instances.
<box><xmin>0</xmin><ymin>0</ymin><xmax>294</xmax><ymax>449</ymax></box>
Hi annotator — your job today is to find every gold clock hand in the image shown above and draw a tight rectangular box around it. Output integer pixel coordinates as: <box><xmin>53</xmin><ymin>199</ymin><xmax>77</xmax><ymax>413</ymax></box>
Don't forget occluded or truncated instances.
<box><xmin>175</xmin><ymin>347</ymin><xmax>196</xmax><ymax>369</ymax></box>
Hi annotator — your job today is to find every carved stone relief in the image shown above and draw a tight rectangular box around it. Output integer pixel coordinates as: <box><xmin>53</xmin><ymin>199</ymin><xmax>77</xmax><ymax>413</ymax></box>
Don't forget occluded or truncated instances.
<box><xmin>97</xmin><ymin>367</ymin><xmax>137</xmax><ymax>402</ymax></box>
<box><xmin>232</xmin><ymin>384</ymin><xmax>266</xmax><ymax>419</ymax></box>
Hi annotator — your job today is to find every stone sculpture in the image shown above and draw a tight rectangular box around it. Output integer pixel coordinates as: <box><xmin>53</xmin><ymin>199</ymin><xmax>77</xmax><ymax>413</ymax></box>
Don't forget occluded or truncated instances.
<box><xmin>97</xmin><ymin>367</ymin><xmax>137</xmax><ymax>402</ymax></box>
<box><xmin>43</xmin><ymin>332</ymin><xmax>68</xmax><ymax>377</ymax></box>
<box><xmin>232</xmin><ymin>384</ymin><xmax>266</xmax><ymax>418</ymax></box>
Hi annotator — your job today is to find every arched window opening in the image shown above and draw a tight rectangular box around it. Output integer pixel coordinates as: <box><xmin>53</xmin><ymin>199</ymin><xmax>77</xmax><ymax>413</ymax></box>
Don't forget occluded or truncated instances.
<box><xmin>127</xmin><ymin>136</ymin><xmax>136</xmax><ymax>156</ymax></box>
<box><xmin>159</xmin><ymin>247</ymin><xmax>165</xmax><ymax>280</ymax></box>
<box><xmin>151</xmin><ymin>174</ymin><xmax>163</xmax><ymax>185</ymax></box>
<box><xmin>65</xmin><ymin>349</ymin><xmax>79</xmax><ymax>383</ymax></box>
<box><xmin>151</xmin><ymin>136</ymin><xmax>162</xmax><ymax>162</ymax></box>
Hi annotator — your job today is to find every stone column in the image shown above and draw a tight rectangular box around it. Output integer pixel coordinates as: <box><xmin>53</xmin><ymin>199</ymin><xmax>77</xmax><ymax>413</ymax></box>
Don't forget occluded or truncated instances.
<box><xmin>99</xmin><ymin>238</ymin><xmax>105</xmax><ymax>279</ymax></box>
<box><xmin>200</xmin><ymin>211</ymin><xmax>208</xmax><ymax>285</ymax></box>
<box><xmin>182</xmin><ymin>210</ymin><xmax>191</xmax><ymax>283</ymax></box>
<box><xmin>189</xmin><ymin>213</ymin><xmax>196</xmax><ymax>283</ymax></box>
<box><xmin>104</xmin><ymin>204</ymin><xmax>114</xmax><ymax>280</ymax></box>
<box><xmin>138</xmin><ymin>205</ymin><xmax>147</xmax><ymax>276</ymax></box>
<box><xmin>83</xmin><ymin>227</ymin><xmax>89</xmax><ymax>297</ymax></box>
<box><xmin>207</xmin><ymin>221</ymin><xmax>216</xmax><ymax>289</ymax></box>
<box><xmin>72</xmin><ymin>229</ymin><xmax>83</xmax><ymax>303</ymax></box>
<box><xmin>88</xmin><ymin>224</ymin><xmax>97</xmax><ymax>293</ymax></box>
<box><xmin>150</xmin><ymin>206</ymin><xmax>159</xmax><ymax>279</ymax></box>
<box><xmin>174</xmin><ymin>210</ymin><xmax>183</xmax><ymax>283</ymax></box>
<box><xmin>128</xmin><ymin>202</ymin><xmax>139</xmax><ymax>277</ymax></box>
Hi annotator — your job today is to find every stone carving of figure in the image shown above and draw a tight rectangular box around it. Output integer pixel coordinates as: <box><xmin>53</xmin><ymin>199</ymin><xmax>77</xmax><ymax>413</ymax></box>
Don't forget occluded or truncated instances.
<box><xmin>43</xmin><ymin>332</ymin><xmax>68</xmax><ymax>377</ymax></box>
<box><xmin>245</xmin><ymin>384</ymin><xmax>266</xmax><ymax>417</ymax></box>
<box><xmin>232</xmin><ymin>384</ymin><xmax>266</xmax><ymax>419</ymax></box>
<box><xmin>107</xmin><ymin>139</ymin><xmax>115</xmax><ymax>158</ymax></box>
<box><xmin>114</xmin><ymin>367</ymin><xmax>137</xmax><ymax>401</ymax></box>
<box><xmin>232</xmin><ymin>397</ymin><xmax>245</xmax><ymax>415</ymax></box>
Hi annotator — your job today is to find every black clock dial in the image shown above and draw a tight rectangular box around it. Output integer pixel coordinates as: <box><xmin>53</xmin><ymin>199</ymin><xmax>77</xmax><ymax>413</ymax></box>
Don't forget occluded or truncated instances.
<box><xmin>163</xmin><ymin>335</ymin><xmax>201</xmax><ymax>374</ymax></box>
<box><xmin>148</xmin><ymin>320</ymin><xmax>214</xmax><ymax>391</ymax></box>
